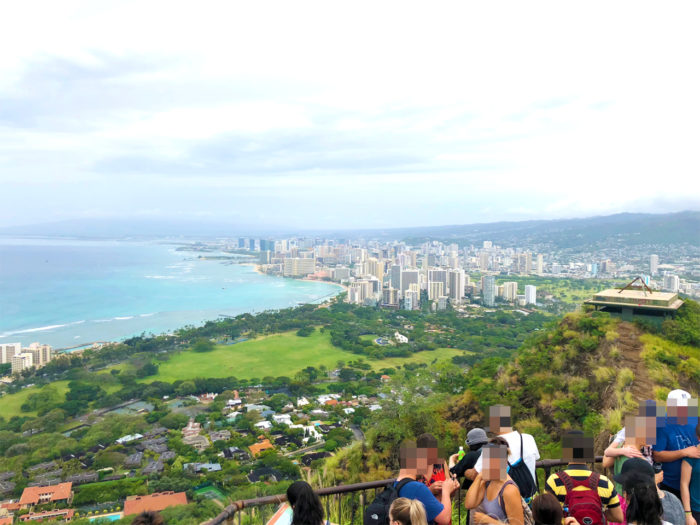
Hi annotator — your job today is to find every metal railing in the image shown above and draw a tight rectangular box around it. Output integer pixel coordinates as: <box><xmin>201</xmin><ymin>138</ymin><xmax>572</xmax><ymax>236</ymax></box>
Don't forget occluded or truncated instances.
<box><xmin>206</xmin><ymin>457</ymin><xmax>604</xmax><ymax>525</ymax></box>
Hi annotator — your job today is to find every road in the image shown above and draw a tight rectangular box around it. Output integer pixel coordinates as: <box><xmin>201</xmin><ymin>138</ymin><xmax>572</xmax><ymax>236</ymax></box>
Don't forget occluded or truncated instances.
<box><xmin>350</xmin><ymin>424</ymin><xmax>365</xmax><ymax>442</ymax></box>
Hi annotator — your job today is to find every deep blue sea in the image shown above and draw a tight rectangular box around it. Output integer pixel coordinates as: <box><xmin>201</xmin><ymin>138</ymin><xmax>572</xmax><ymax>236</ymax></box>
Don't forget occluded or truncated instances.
<box><xmin>0</xmin><ymin>238</ymin><xmax>340</xmax><ymax>349</ymax></box>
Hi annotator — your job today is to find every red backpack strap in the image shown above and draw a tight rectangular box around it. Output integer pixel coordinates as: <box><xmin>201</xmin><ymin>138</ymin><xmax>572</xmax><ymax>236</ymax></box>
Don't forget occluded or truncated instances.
<box><xmin>557</xmin><ymin>471</ymin><xmax>575</xmax><ymax>493</ymax></box>
<box><xmin>587</xmin><ymin>471</ymin><xmax>601</xmax><ymax>491</ymax></box>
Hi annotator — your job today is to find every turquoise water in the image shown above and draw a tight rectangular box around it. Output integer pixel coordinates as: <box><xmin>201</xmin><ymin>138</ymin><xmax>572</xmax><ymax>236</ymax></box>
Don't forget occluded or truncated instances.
<box><xmin>0</xmin><ymin>238</ymin><xmax>340</xmax><ymax>349</ymax></box>
<box><xmin>88</xmin><ymin>514</ymin><xmax>122</xmax><ymax>522</ymax></box>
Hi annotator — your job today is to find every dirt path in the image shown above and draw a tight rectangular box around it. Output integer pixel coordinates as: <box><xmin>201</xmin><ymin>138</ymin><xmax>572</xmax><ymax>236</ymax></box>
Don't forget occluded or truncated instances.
<box><xmin>615</xmin><ymin>322</ymin><xmax>655</xmax><ymax>402</ymax></box>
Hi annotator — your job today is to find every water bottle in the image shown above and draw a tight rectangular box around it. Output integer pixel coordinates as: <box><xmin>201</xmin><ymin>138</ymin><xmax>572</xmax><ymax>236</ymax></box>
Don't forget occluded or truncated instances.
<box><xmin>458</xmin><ymin>446</ymin><xmax>465</xmax><ymax>461</ymax></box>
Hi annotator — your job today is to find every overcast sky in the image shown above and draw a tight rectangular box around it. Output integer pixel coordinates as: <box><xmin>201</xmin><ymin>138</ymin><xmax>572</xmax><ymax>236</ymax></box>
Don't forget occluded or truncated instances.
<box><xmin>1</xmin><ymin>1</ymin><xmax>699</xmax><ymax>230</ymax></box>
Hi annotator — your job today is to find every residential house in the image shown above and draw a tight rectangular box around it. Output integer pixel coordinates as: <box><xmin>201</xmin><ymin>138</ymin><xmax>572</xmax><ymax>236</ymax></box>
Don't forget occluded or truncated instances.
<box><xmin>222</xmin><ymin>447</ymin><xmax>250</xmax><ymax>461</ymax></box>
<box><xmin>142</xmin><ymin>461</ymin><xmax>164</xmax><ymax>475</ymax></box>
<box><xmin>248</xmin><ymin>439</ymin><xmax>274</xmax><ymax>457</ymax></box>
<box><xmin>208</xmin><ymin>430</ymin><xmax>231</xmax><ymax>442</ymax></box>
<box><xmin>19</xmin><ymin>482</ymin><xmax>73</xmax><ymax>509</ymax></box>
<box><xmin>124</xmin><ymin>452</ymin><xmax>144</xmax><ymax>468</ymax></box>
<box><xmin>253</xmin><ymin>421</ymin><xmax>272</xmax><ymax>431</ymax></box>
<box><xmin>296</xmin><ymin>397</ymin><xmax>310</xmax><ymax>407</ymax></box>
<box><xmin>182</xmin><ymin>435</ymin><xmax>209</xmax><ymax>451</ymax></box>
<box><xmin>184</xmin><ymin>463</ymin><xmax>221</xmax><ymax>473</ymax></box>
<box><xmin>300</xmin><ymin>452</ymin><xmax>331</xmax><ymax>467</ymax></box>
<box><xmin>160</xmin><ymin>451</ymin><xmax>176</xmax><ymax>462</ymax></box>
<box><xmin>181</xmin><ymin>419</ymin><xmax>201</xmax><ymax>438</ymax></box>
<box><xmin>272</xmin><ymin>414</ymin><xmax>292</xmax><ymax>426</ymax></box>
<box><xmin>19</xmin><ymin>509</ymin><xmax>75</xmax><ymax>522</ymax></box>
<box><xmin>247</xmin><ymin>467</ymin><xmax>283</xmax><ymax>483</ymax></box>
<box><xmin>116</xmin><ymin>433</ymin><xmax>143</xmax><ymax>445</ymax></box>
<box><xmin>64</xmin><ymin>472</ymin><xmax>98</xmax><ymax>485</ymax></box>
<box><xmin>123</xmin><ymin>491</ymin><xmax>188</xmax><ymax>517</ymax></box>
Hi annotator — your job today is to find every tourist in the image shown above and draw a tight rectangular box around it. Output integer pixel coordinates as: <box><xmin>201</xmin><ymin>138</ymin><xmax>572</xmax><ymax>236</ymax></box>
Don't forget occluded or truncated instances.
<box><xmin>612</xmin><ymin>458</ymin><xmax>686</xmax><ymax>525</ymax></box>
<box><xmin>130</xmin><ymin>512</ymin><xmax>164</xmax><ymax>525</ymax></box>
<box><xmin>619</xmin><ymin>471</ymin><xmax>670</xmax><ymax>525</ymax></box>
<box><xmin>545</xmin><ymin>430</ymin><xmax>623</xmax><ymax>523</ymax></box>
<box><xmin>680</xmin><ymin>422</ymin><xmax>700</xmax><ymax>525</ymax></box>
<box><xmin>393</xmin><ymin>434</ymin><xmax>458</xmax><ymax>525</ymax></box>
<box><xmin>286</xmin><ymin>480</ymin><xmax>325</xmax><ymax>525</ymax></box>
<box><xmin>531</xmin><ymin>492</ymin><xmax>581</xmax><ymax>525</ymax></box>
<box><xmin>464</xmin><ymin>438</ymin><xmax>525</xmax><ymax>525</ymax></box>
<box><xmin>473</xmin><ymin>405</ymin><xmax>540</xmax><ymax>500</ymax></box>
<box><xmin>390</xmin><ymin>497</ymin><xmax>429</xmax><ymax>525</ymax></box>
<box><xmin>449</xmin><ymin>427</ymin><xmax>488</xmax><ymax>491</ymax></box>
<box><xmin>653</xmin><ymin>390</ymin><xmax>700</xmax><ymax>500</ymax></box>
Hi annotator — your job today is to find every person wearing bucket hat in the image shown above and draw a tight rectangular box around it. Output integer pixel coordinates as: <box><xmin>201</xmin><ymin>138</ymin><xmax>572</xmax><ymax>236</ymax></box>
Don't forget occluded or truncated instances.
<box><xmin>653</xmin><ymin>390</ymin><xmax>700</xmax><ymax>500</ymax></box>
<box><xmin>449</xmin><ymin>428</ymin><xmax>488</xmax><ymax>490</ymax></box>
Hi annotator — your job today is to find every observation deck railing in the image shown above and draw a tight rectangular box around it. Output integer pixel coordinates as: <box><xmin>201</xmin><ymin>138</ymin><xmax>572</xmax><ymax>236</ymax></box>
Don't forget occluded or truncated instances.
<box><xmin>205</xmin><ymin>456</ymin><xmax>604</xmax><ymax>525</ymax></box>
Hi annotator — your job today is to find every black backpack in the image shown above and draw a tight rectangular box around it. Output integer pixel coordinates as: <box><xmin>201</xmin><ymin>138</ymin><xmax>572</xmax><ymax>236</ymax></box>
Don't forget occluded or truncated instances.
<box><xmin>363</xmin><ymin>478</ymin><xmax>414</xmax><ymax>525</ymax></box>
<box><xmin>507</xmin><ymin>432</ymin><xmax>538</xmax><ymax>499</ymax></box>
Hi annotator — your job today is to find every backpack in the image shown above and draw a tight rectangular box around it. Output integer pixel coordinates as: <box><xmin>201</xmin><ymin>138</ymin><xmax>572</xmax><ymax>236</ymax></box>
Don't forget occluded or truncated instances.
<box><xmin>496</xmin><ymin>480</ymin><xmax>535</xmax><ymax>525</ymax></box>
<box><xmin>363</xmin><ymin>478</ymin><xmax>414</xmax><ymax>525</ymax></box>
<box><xmin>557</xmin><ymin>471</ymin><xmax>607</xmax><ymax>525</ymax></box>
<box><xmin>507</xmin><ymin>432</ymin><xmax>538</xmax><ymax>499</ymax></box>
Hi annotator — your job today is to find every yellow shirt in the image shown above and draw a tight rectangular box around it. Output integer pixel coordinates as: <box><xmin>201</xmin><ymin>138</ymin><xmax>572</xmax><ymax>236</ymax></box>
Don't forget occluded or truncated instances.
<box><xmin>545</xmin><ymin>465</ymin><xmax>620</xmax><ymax>509</ymax></box>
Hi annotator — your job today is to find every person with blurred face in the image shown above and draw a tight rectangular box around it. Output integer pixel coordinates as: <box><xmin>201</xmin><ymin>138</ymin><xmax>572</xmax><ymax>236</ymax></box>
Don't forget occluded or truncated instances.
<box><xmin>546</xmin><ymin>430</ymin><xmax>624</xmax><ymax>524</ymax></box>
<box><xmin>472</xmin><ymin>405</ymin><xmax>540</xmax><ymax>501</ymax></box>
<box><xmin>464</xmin><ymin>438</ymin><xmax>525</xmax><ymax>525</ymax></box>
<box><xmin>395</xmin><ymin>434</ymin><xmax>459</xmax><ymax>525</ymax></box>
<box><xmin>680</xmin><ymin>422</ymin><xmax>700</xmax><ymax>525</ymax></box>
<box><xmin>653</xmin><ymin>390</ymin><xmax>700</xmax><ymax>500</ymax></box>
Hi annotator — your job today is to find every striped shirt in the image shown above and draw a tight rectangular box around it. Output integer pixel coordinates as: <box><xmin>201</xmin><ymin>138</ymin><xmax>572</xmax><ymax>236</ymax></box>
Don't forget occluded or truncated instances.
<box><xmin>545</xmin><ymin>465</ymin><xmax>621</xmax><ymax>509</ymax></box>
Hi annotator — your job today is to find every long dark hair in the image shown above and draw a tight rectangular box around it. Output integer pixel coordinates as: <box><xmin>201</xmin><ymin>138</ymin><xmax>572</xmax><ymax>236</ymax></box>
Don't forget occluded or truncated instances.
<box><xmin>531</xmin><ymin>493</ymin><xmax>563</xmax><ymax>525</ymax></box>
<box><xmin>623</xmin><ymin>474</ymin><xmax>663</xmax><ymax>525</ymax></box>
<box><xmin>287</xmin><ymin>481</ymin><xmax>324</xmax><ymax>525</ymax></box>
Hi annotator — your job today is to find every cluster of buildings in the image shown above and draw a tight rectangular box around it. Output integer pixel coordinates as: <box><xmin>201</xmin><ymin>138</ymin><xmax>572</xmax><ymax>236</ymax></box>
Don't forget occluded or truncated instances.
<box><xmin>0</xmin><ymin>479</ymin><xmax>187</xmax><ymax>523</ymax></box>
<box><xmin>0</xmin><ymin>343</ymin><xmax>53</xmax><ymax>376</ymax></box>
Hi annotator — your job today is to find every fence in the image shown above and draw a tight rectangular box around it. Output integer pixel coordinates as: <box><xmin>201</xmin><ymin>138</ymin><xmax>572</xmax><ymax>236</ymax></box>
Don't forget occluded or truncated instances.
<box><xmin>205</xmin><ymin>457</ymin><xmax>604</xmax><ymax>525</ymax></box>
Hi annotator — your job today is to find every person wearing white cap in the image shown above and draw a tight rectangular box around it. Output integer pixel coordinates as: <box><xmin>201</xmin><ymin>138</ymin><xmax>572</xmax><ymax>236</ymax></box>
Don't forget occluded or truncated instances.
<box><xmin>652</xmin><ymin>390</ymin><xmax>700</xmax><ymax>500</ymax></box>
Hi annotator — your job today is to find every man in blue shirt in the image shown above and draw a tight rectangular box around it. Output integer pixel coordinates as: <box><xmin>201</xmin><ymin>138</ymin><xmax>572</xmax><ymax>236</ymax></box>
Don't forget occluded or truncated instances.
<box><xmin>653</xmin><ymin>390</ymin><xmax>700</xmax><ymax>499</ymax></box>
<box><xmin>395</xmin><ymin>433</ymin><xmax>458</xmax><ymax>525</ymax></box>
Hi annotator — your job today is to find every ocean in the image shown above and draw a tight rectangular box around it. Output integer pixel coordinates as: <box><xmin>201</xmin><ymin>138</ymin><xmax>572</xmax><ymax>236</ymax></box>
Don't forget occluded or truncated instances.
<box><xmin>0</xmin><ymin>237</ymin><xmax>341</xmax><ymax>349</ymax></box>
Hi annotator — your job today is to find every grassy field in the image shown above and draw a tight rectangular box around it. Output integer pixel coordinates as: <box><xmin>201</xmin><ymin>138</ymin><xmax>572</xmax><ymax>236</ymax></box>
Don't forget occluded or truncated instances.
<box><xmin>147</xmin><ymin>330</ymin><xmax>467</xmax><ymax>382</ymax></box>
<box><xmin>0</xmin><ymin>380</ymin><xmax>70</xmax><ymax>419</ymax></box>
<box><xmin>0</xmin><ymin>378</ymin><xmax>122</xmax><ymax>420</ymax></box>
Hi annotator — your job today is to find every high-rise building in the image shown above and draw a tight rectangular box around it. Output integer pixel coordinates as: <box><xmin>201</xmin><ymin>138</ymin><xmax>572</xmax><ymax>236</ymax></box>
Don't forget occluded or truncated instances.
<box><xmin>238</xmin><ymin>238</ymin><xmax>246</xmax><ymax>249</ymax></box>
<box><xmin>382</xmin><ymin>288</ymin><xmax>399</xmax><ymax>307</ymax></box>
<box><xmin>283</xmin><ymin>258</ymin><xmax>315</xmax><ymax>277</ymax></box>
<box><xmin>365</xmin><ymin>258</ymin><xmax>384</xmax><ymax>283</ymax></box>
<box><xmin>525</xmin><ymin>285</ymin><xmax>537</xmax><ymax>305</ymax></box>
<box><xmin>11</xmin><ymin>352</ymin><xmax>33</xmax><ymax>375</ymax></box>
<box><xmin>482</xmin><ymin>275</ymin><xmax>495</xmax><ymax>307</ymax></box>
<box><xmin>0</xmin><ymin>343</ymin><xmax>21</xmax><ymax>364</ymax></box>
<box><xmin>428</xmin><ymin>269</ymin><xmax>448</xmax><ymax>294</ymax></box>
<box><xmin>518</xmin><ymin>252</ymin><xmax>532</xmax><ymax>275</ymax></box>
<box><xmin>403</xmin><ymin>288</ymin><xmax>419</xmax><ymax>310</ymax></box>
<box><xmin>390</xmin><ymin>264</ymin><xmax>401</xmax><ymax>290</ymax></box>
<box><xmin>25</xmin><ymin>343</ymin><xmax>52</xmax><ymax>367</ymax></box>
<box><xmin>536</xmin><ymin>254</ymin><xmax>544</xmax><ymax>275</ymax></box>
<box><xmin>428</xmin><ymin>281</ymin><xmax>444</xmax><ymax>301</ymax></box>
<box><xmin>650</xmin><ymin>254</ymin><xmax>659</xmax><ymax>276</ymax></box>
<box><xmin>483</xmin><ymin>241</ymin><xmax>492</xmax><ymax>249</ymax></box>
<box><xmin>663</xmin><ymin>274</ymin><xmax>680</xmax><ymax>293</ymax></box>
<box><xmin>347</xmin><ymin>280</ymin><xmax>375</xmax><ymax>304</ymax></box>
<box><xmin>400</xmin><ymin>270</ymin><xmax>419</xmax><ymax>293</ymax></box>
<box><xmin>502</xmin><ymin>282</ymin><xmax>518</xmax><ymax>302</ymax></box>
<box><xmin>447</xmin><ymin>269</ymin><xmax>465</xmax><ymax>303</ymax></box>
<box><xmin>479</xmin><ymin>252</ymin><xmax>490</xmax><ymax>271</ymax></box>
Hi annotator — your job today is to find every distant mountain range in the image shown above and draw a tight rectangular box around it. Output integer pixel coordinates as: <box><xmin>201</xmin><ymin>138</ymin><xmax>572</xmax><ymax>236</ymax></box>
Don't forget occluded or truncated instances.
<box><xmin>1</xmin><ymin>211</ymin><xmax>698</xmax><ymax>248</ymax></box>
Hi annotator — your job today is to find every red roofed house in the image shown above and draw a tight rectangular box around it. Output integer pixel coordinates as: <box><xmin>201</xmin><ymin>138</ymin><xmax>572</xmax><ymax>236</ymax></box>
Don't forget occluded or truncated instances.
<box><xmin>324</xmin><ymin>399</ymin><xmax>338</xmax><ymax>406</ymax></box>
<box><xmin>0</xmin><ymin>516</ymin><xmax>13</xmax><ymax>525</ymax></box>
<box><xmin>19</xmin><ymin>482</ymin><xmax>73</xmax><ymax>509</ymax></box>
<box><xmin>19</xmin><ymin>509</ymin><xmax>75</xmax><ymax>522</ymax></box>
<box><xmin>123</xmin><ymin>491</ymin><xmax>188</xmax><ymax>517</ymax></box>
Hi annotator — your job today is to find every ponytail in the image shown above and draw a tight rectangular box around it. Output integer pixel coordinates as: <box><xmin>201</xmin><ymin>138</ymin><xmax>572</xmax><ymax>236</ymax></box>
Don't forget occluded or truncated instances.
<box><xmin>623</xmin><ymin>478</ymin><xmax>663</xmax><ymax>525</ymax></box>
<box><xmin>389</xmin><ymin>497</ymin><xmax>428</xmax><ymax>525</ymax></box>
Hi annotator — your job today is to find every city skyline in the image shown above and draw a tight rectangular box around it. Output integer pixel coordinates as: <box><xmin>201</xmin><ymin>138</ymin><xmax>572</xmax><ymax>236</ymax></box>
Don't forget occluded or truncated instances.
<box><xmin>2</xmin><ymin>2</ymin><xmax>700</xmax><ymax>229</ymax></box>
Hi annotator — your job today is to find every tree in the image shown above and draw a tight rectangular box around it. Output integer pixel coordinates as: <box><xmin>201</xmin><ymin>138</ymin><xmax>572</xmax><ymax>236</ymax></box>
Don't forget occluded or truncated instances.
<box><xmin>192</xmin><ymin>338</ymin><xmax>215</xmax><ymax>353</ymax></box>
<box><xmin>176</xmin><ymin>381</ymin><xmax>196</xmax><ymax>396</ymax></box>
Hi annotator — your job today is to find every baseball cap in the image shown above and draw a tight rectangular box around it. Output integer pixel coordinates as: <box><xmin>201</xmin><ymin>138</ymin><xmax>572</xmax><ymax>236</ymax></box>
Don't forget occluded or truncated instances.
<box><xmin>667</xmin><ymin>389</ymin><xmax>691</xmax><ymax>406</ymax></box>
<box><xmin>612</xmin><ymin>457</ymin><xmax>655</xmax><ymax>485</ymax></box>
<box><xmin>466</xmin><ymin>428</ymin><xmax>488</xmax><ymax>446</ymax></box>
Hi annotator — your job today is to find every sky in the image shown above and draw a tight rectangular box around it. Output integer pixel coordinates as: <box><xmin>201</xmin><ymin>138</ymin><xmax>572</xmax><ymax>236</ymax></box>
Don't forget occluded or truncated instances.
<box><xmin>1</xmin><ymin>1</ymin><xmax>699</xmax><ymax>231</ymax></box>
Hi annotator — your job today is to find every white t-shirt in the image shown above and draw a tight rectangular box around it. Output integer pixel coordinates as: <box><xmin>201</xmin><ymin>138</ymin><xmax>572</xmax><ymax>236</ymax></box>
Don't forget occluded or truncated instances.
<box><xmin>474</xmin><ymin>430</ymin><xmax>540</xmax><ymax>481</ymax></box>
<box><xmin>612</xmin><ymin>427</ymin><xmax>626</xmax><ymax>444</ymax></box>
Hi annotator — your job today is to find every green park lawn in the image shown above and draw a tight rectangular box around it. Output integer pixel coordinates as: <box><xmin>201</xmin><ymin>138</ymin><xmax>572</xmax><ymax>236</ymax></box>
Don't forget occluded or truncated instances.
<box><xmin>147</xmin><ymin>330</ymin><xmax>467</xmax><ymax>382</ymax></box>
<box><xmin>0</xmin><ymin>377</ymin><xmax>122</xmax><ymax>420</ymax></box>
<box><xmin>0</xmin><ymin>380</ymin><xmax>70</xmax><ymax>419</ymax></box>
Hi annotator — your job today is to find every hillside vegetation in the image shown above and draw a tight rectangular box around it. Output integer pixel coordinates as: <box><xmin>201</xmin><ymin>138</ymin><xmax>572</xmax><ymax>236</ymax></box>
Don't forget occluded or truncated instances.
<box><xmin>324</xmin><ymin>300</ymin><xmax>700</xmax><ymax>484</ymax></box>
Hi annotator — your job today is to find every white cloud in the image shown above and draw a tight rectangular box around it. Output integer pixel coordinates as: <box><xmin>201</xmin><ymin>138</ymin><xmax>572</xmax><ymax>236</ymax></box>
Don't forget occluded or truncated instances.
<box><xmin>0</xmin><ymin>1</ymin><xmax>699</xmax><ymax>228</ymax></box>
